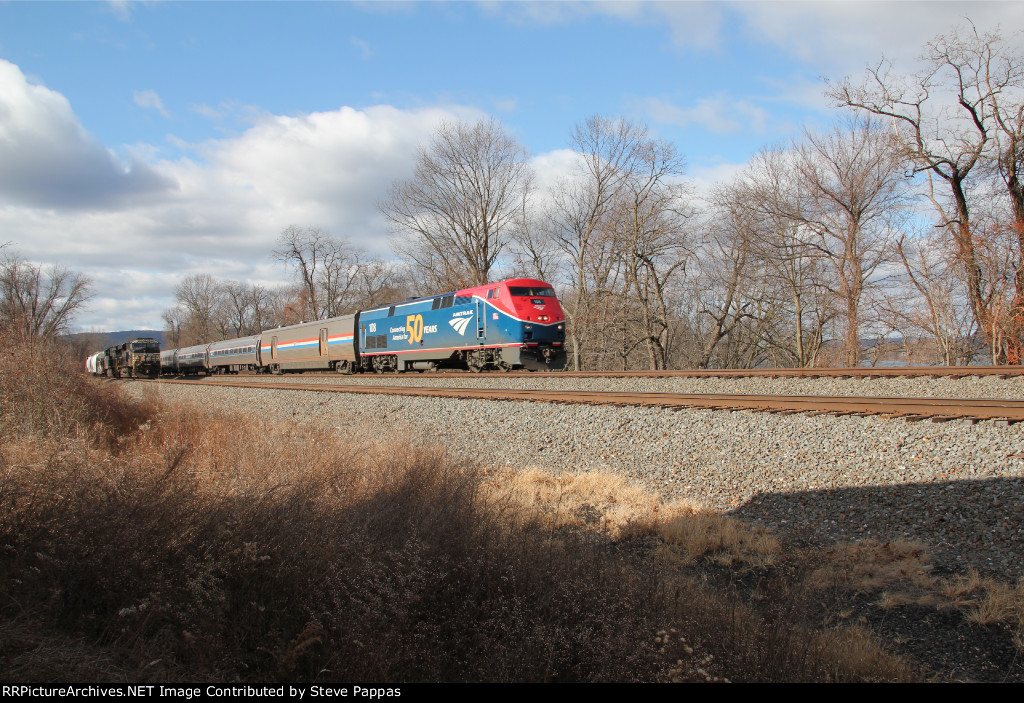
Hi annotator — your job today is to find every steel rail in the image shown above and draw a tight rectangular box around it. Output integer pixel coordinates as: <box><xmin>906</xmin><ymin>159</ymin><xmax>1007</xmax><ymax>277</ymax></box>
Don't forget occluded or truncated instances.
<box><xmin>179</xmin><ymin>365</ymin><xmax>1024</xmax><ymax>380</ymax></box>
<box><xmin>148</xmin><ymin>378</ymin><xmax>1024</xmax><ymax>424</ymax></box>
<box><xmin>419</xmin><ymin>365</ymin><xmax>1024</xmax><ymax>379</ymax></box>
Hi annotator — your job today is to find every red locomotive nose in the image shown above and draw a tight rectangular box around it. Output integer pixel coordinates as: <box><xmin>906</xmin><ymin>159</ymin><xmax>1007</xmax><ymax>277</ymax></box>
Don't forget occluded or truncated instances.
<box><xmin>504</xmin><ymin>280</ymin><xmax>564</xmax><ymax>322</ymax></box>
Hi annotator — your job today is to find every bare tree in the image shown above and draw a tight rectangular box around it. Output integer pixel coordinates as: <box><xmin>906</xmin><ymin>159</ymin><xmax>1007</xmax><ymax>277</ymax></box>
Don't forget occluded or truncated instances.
<box><xmin>509</xmin><ymin>191</ymin><xmax>561</xmax><ymax>283</ymax></box>
<box><xmin>174</xmin><ymin>273</ymin><xmax>223</xmax><ymax>344</ymax></box>
<box><xmin>248</xmin><ymin>283</ymin><xmax>283</xmax><ymax>333</ymax></box>
<box><xmin>615</xmin><ymin>137</ymin><xmax>693</xmax><ymax>369</ymax></box>
<box><xmin>353</xmin><ymin>258</ymin><xmax>404</xmax><ymax>309</ymax></box>
<box><xmin>830</xmin><ymin>22</ymin><xmax>1024</xmax><ymax>361</ymax></box>
<box><xmin>274</xmin><ymin>226</ymin><xmax>389</xmax><ymax>319</ymax></box>
<box><xmin>895</xmin><ymin>230</ymin><xmax>978</xmax><ymax>364</ymax></box>
<box><xmin>735</xmin><ymin>149</ymin><xmax>837</xmax><ymax>368</ymax></box>
<box><xmin>161</xmin><ymin>304</ymin><xmax>186</xmax><ymax>349</ymax></box>
<box><xmin>0</xmin><ymin>253</ymin><xmax>92</xmax><ymax>340</ymax></box>
<box><xmin>791</xmin><ymin>117</ymin><xmax>907</xmax><ymax>365</ymax></box>
<box><xmin>694</xmin><ymin>201</ymin><xmax>761</xmax><ymax>368</ymax></box>
<box><xmin>382</xmin><ymin>117</ymin><xmax>532</xmax><ymax>290</ymax></box>
<box><xmin>274</xmin><ymin>225</ymin><xmax>332</xmax><ymax>320</ymax></box>
<box><xmin>221</xmin><ymin>280</ymin><xmax>258</xmax><ymax>337</ymax></box>
<box><xmin>546</xmin><ymin>116</ymin><xmax>649</xmax><ymax>369</ymax></box>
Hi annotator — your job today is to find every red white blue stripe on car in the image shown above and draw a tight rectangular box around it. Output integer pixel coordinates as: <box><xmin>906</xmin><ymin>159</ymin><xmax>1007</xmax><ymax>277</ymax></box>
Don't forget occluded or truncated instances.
<box><xmin>260</xmin><ymin>333</ymin><xmax>354</xmax><ymax>354</ymax></box>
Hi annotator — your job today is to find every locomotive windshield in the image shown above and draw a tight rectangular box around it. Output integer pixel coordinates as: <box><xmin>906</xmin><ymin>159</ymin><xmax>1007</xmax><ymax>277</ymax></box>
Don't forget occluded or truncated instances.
<box><xmin>509</xmin><ymin>286</ymin><xmax>555</xmax><ymax>297</ymax></box>
<box><xmin>132</xmin><ymin>341</ymin><xmax>159</xmax><ymax>353</ymax></box>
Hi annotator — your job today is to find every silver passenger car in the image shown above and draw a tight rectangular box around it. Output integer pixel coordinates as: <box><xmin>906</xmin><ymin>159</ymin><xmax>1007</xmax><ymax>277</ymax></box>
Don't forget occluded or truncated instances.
<box><xmin>208</xmin><ymin>335</ymin><xmax>261</xmax><ymax>374</ymax></box>
<box><xmin>259</xmin><ymin>315</ymin><xmax>357</xmax><ymax>373</ymax></box>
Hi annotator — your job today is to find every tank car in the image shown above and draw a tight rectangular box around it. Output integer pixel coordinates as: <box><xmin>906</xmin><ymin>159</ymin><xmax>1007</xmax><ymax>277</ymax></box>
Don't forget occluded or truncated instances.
<box><xmin>159</xmin><ymin>348</ymin><xmax>178</xmax><ymax>375</ymax></box>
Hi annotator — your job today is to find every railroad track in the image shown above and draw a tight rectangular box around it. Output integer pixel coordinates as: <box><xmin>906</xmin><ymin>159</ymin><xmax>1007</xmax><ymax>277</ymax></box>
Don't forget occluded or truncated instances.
<box><xmin>159</xmin><ymin>365</ymin><xmax>1024</xmax><ymax>380</ymax></box>
<box><xmin>147</xmin><ymin>378</ymin><xmax>1024</xmax><ymax>425</ymax></box>
<box><xmin>517</xmin><ymin>365</ymin><xmax>1024</xmax><ymax>379</ymax></box>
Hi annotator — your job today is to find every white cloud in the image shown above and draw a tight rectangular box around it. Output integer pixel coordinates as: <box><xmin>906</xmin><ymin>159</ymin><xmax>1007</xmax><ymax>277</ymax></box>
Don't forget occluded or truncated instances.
<box><xmin>133</xmin><ymin>89</ymin><xmax>170</xmax><ymax>118</ymax></box>
<box><xmin>493</xmin><ymin>97</ymin><xmax>519</xmax><ymax>112</ymax></box>
<box><xmin>511</xmin><ymin>2</ymin><xmax>1022</xmax><ymax>76</ymax></box>
<box><xmin>350</xmin><ymin>36</ymin><xmax>373</xmax><ymax>60</ymax></box>
<box><xmin>106</xmin><ymin>0</ymin><xmax>132</xmax><ymax>22</ymax></box>
<box><xmin>0</xmin><ymin>58</ymin><xmax>491</xmax><ymax>330</ymax></box>
<box><xmin>650</xmin><ymin>1</ymin><xmax>1024</xmax><ymax>76</ymax></box>
<box><xmin>189</xmin><ymin>103</ymin><xmax>224</xmax><ymax>120</ymax></box>
<box><xmin>755</xmin><ymin>74</ymin><xmax>834</xmax><ymax>113</ymax></box>
<box><xmin>528</xmin><ymin>148</ymin><xmax>581</xmax><ymax>195</ymax></box>
<box><xmin>492</xmin><ymin>1</ymin><xmax>726</xmax><ymax>49</ymax></box>
<box><xmin>642</xmin><ymin>94</ymin><xmax>768</xmax><ymax>134</ymax></box>
<box><xmin>687</xmin><ymin>160</ymin><xmax>747</xmax><ymax>197</ymax></box>
<box><xmin>0</xmin><ymin>60</ymin><xmax>175</xmax><ymax>210</ymax></box>
<box><xmin>648</xmin><ymin>1</ymin><xmax>727</xmax><ymax>51</ymax></box>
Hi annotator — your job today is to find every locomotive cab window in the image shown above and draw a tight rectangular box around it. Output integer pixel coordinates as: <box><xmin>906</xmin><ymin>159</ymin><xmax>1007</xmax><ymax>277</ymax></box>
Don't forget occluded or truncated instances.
<box><xmin>510</xmin><ymin>286</ymin><xmax>556</xmax><ymax>298</ymax></box>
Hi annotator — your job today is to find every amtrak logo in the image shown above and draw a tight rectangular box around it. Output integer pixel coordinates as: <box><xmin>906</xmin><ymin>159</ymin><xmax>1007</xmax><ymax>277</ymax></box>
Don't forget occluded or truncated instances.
<box><xmin>449</xmin><ymin>315</ymin><xmax>473</xmax><ymax>335</ymax></box>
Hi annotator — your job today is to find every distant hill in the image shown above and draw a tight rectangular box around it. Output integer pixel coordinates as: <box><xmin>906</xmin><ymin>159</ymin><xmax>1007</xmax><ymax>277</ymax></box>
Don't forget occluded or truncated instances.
<box><xmin>67</xmin><ymin>330</ymin><xmax>165</xmax><ymax>352</ymax></box>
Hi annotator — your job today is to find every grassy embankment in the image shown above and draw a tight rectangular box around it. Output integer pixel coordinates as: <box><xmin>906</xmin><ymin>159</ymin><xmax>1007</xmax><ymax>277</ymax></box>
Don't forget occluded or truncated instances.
<box><xmin>1</xmin><ymin>338</ymin><xmax>1019</xmax><ymax>682</ymax></box>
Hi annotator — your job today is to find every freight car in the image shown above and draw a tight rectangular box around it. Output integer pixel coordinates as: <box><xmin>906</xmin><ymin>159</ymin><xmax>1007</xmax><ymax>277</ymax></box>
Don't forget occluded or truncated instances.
<box><xmin>144</xmin><ymin>277</ymin><xmax>566</xmax><ymax>377</ymax></box>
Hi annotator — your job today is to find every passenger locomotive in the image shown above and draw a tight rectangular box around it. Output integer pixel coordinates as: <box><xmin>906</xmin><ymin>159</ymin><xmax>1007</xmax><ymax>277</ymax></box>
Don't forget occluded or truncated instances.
<box><xmin>88</xmin><ymin>278</ymin><xmax>567</xmax><ymax>376</ymax></box>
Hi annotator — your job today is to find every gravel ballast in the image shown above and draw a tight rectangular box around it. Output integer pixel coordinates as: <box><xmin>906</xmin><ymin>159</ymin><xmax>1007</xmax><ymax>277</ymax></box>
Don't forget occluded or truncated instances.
<box><xmin>231</xmin><ymin>371</ymin><xmax>1024</xmax><ymax>399</ymax></box>
<box><xmin>126</xmin><ymin>377</ymin><xmax>1024</xmax><ymax>580</ymax></box>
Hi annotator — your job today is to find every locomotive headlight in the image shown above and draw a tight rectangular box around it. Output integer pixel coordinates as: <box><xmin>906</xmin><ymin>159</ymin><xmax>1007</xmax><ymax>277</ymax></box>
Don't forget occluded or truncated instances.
<box><xmin>557</xmin><ymin>324</ymin><xmax>564</xmax><ymax>331</ymax></box>
<box><xmin>524</xmin><ymin>324</ymin><xmax>533</xmax><ymax>331</ymax></box>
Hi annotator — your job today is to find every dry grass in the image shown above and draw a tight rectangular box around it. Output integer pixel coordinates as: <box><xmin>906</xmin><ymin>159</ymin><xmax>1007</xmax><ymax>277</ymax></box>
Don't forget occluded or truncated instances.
<box><xmin>481</xmin><ymin>467</ymin><xmax>780</xmax><ymax>569</ymax></box>
<box><xmin>807</xmin><ymin>540</ymin><xmax>936</xmax><ymax>595</ymax></box>
<box><xmin>0</xmin><ymin>338</ymin><xmax>155</xmax><ymax>444</ymax></box>
<box><xmin>656</xmin><ymin>511</ymin><xmax>781</xmax><ymax>568</ymax></box>
<box><xmin>941</xmin><ymin>569</ymin><xmax>1024</xmax><ymax>648</ymax></box>
<box><xmin>481</xmin><ymin>467</ymin><xmax>693</xmax><ymax>535</ymax></box>
<box><xmin>800</xmin><ymin>539</ymin><xmax>1024</xmax><ymax>653</ymax></box>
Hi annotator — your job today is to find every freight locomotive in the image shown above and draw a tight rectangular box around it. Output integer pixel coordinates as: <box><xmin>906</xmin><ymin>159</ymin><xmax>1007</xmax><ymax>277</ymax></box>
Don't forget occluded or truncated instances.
<box><xmin>89</xmin><ymin>278</ymin><xmax>567</xmax><ymax>376</ymax></box>
<box><xmin>86</xmin><ymin>337</ymin><xmax>161</xmax><ymax>378</ymax></box>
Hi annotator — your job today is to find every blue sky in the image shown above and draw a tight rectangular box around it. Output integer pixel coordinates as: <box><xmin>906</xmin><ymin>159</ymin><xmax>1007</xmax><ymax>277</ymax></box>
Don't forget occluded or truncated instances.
<box><xmin>1</xmin><ymin>1</ymin><xmax>1021</xmax><ymax>331</ymax></box>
